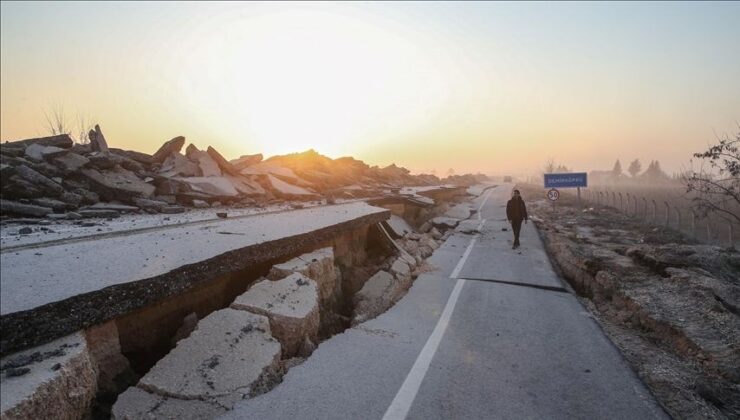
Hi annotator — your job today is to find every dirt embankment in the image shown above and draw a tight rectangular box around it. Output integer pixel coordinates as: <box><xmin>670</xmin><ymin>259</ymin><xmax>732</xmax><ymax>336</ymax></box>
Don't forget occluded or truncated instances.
<box><xmin>517</xmin><ymin>184</ymin><xmax>740</xmax><ymax>419</ymax></box>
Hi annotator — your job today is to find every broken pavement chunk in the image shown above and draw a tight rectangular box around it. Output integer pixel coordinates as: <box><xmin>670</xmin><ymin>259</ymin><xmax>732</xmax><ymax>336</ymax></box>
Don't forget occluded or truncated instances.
<box><xmin>206</xmin><ymin>146</ymin><xmax>241</xmax><ymax>177</ymax></box>
<box><xmin>231</xmin><ymin>273</ymin><xmax>320</xmax><ymax>356</ymax></box>
<box><xmin>0</xmin><ymin>200</ymin><xmax>54</xmax><ymax>218</ymax></box>
<box><xmin>267</xmin><ymin>247</ymin><xmax>339</xmax><ymax>305</ymax></box>
<box><xmin>0</xmin><ymin>332</ymin><xmax>96</xmax><ymax>420</ymax></box>
<box><xmin>152</xmin><ymin>136</ymin><xmax>186</xmax><ymax>163</ymax></box>
<box><xmin>88</xmin><ymin>124</ymin><xmax>109</xmax><ymax>153</ymax></box>
<box><xmin>137</xmin><ymin>308</ymin><xmax>280</xmax><ymax>400</ymax></box>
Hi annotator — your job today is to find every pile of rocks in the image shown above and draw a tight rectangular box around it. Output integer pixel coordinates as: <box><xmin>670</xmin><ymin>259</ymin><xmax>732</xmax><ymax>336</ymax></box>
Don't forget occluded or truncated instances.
<box><xmin>1</xmin><ymin>128</ymin><xmax>489</xmax><ymax>220</ymax></box>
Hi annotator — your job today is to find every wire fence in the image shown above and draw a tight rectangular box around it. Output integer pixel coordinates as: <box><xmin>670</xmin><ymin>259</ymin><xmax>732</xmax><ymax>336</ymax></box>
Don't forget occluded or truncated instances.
<box><xmin>558</xmin><ymin>185</ymin><xmax>739</xmax><ymax>247</ymax></box>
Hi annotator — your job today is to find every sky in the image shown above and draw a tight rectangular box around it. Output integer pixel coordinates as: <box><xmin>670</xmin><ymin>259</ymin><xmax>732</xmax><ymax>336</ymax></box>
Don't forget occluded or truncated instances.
<box><xmin>1</xmin><ymin>1</ymin><xmax>739</xmax><ymax>177</ymax></box>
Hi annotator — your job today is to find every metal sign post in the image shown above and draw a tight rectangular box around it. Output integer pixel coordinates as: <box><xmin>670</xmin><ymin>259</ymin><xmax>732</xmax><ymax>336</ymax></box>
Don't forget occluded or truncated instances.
<box><xmin>544</xmin><ymin>172</ymin><xmax>587</xmax><ymax>211</ymax></box>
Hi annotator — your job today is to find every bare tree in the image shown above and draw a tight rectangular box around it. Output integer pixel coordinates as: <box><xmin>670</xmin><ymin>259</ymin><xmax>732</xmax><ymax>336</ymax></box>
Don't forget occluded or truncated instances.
<box><xmin>544</xmin><ymin>158</ymin><xmax>556</xmax><ymax>174</ymax></box>
<box><xmin>685</xmin><ymin>129</ymin><xmax>740</xmax><ymax>224</ymax></box>
<box><xmin>42</xmin><ymin>104</ymin><xmax>93</xmax><ymax>144</ymax></box>
<box><xmin>43</xmin><ymin>103</ymin><xmax>70</xmax><ymax>136</ymax></box>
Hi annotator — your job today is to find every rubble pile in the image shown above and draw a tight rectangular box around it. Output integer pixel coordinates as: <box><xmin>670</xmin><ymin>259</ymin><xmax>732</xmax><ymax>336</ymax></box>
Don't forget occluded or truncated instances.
<box><xmin>1</xmin><ymin>130</ymin><xmax>488</xmax><ymax>221</ymax></box>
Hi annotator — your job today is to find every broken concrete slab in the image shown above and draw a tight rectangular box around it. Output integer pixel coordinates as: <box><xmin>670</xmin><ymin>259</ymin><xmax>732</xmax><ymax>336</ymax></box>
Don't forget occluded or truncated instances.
<box><xmin>108</xmin><ymin>148</ymin><xmax>155</xmax><ymax>165</ymax></box>
<box><xmin>384</xmin><ymin>215</ymin><xmax>414</xmax><ymax>238</ymax></box>
<box><xmin>230</xmin><ymin>153</ymin><xmax>263</xmax><ymax>170</ymax></box>
<box><xmin>4</xmin><ymin>134</ymin><xmax>73</xmax><ymax>150</ymax></box>
<box><xmin>81</xmin><ymin>202</ymin><xmax>139</xmax><ymax>213</ymax></box>
<box><xmin>133</xmin><ymin>198</ymin><xmax>170</xmax><ymax>212</ymax></box>
<box><xmin>445</xmin><ymin>203</ymin><xmax>474</xmax><ymax>220</ymax></box>
<box><xmin>267</xmin><ymin>247</ymin><xmax>338</xmax><ymax>305</ymax></box>
<box><xmin>431</xmin><ymin>216</ymin><xmax>461</xmax><ymax>229</ymax></box>
<box><xmin>80</xmin><ymin>167</ymin><xmax>156</xmax><ymax>201</ymax></box>
<box><xmin>206</xmin><ymin>146</ymin><xmax>240</xmax><ymax>177</ymax></box>
<box><xmin>30</xmin><ymin>198</ymin><xmax>70</xmax><ymax>212</ymax></box>
<box><xmin>264</xmin><ymin>174</ymin><xmax>318</xmax><ymax>200</ymax></box>
<box><xmin>14</xmin><ymin>165</ymin><xmax>65</xmax><ymax>197</ymax></box>
<box><xmin>52</xmin><ymin>152</ymin><xmax>89</xmax><ymax>173</ymax></box>
<box><xmin>112</xmin><ymin>386</ymin><xmax>226</xmax><ymax>420</ymax></box>
<box><xmin>24</xmin><ymin>144</ymin><xmax>66</xmax><ymax>162</ymax></box>
<box><xmin>175</xmin><ymin>176</ymin><xmax>239</xmax><ymax>197</ymax></box>
<box><xmin>137</xmin><ymin>308</ymin><xmax>280</xmax><ymax>400</ymax></box>
<box><xmin>152</xmin><ymin>136</ymin><xmax>186</xmax><ymax>163</ymax></box>
<box><xmin>78</xmin><ymin>209</ymin><xmax>121</xmax><ymax>218</ymax></box>
<box><xmin>0</xmin><ymin>200</ymin><xmax>54</xmax><ymax>218</ymax></box>
<box><xmin>83</xmin><ymin>321</ymin><xmax>129</xmax><ymax>394</ymax></box>
<box><xmin>225</xmin><ymin>174</ymin><xmax>266</xmax><ymax>197</ymax></box>
<box><xmin>0</xmin><ymin>332</ymin><xmax>97</xmax><ymax>420</ymax></box>
<box><xmin>390</xmin><ymin>258</ymin><xmax>411</xmax><ymax>279</ymax></box>
<box><xmin>232</xmin><ymin>273</ymin><xmax>320</xmax><ymax>356</ymax></box>
<box><xmin>352</xmin><ymin>270</ymin><xmax>396</xmax><ymax>325</ymax></box>
<box><xmin>159</xmin><ymin>152</ymin><xmax>201</xmax><ymax>178</ymax></box>
<box><xmin>192</xmin><ymin>199</ymin><xmax>210</xmax><ymax>208</ymax></box>
<box><xmin>89</xmin><ymin>124</ymin><xmax>109</xmax><ymax>153</ymax></box>
<box><xmin>189</xmin><ymin>150</ymin><xmax>222</xmax><ymax>177</ymax></box>
<box><xmin>239</xmin><ymin>161</ymin><xmax>302</xmax><ymax>181</ymax></box>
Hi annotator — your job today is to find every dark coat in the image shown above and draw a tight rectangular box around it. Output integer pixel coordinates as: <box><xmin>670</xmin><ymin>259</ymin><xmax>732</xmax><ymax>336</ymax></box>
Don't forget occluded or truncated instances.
<box><xmin>506</xmin><ymin>196</ymin><xmax>528</xmax><ymax>221</ymax></box>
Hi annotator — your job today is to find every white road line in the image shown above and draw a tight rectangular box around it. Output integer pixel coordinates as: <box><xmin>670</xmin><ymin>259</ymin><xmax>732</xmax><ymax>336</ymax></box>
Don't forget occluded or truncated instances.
<box><xmin>450</xmin><ymin>234</ymin><xmax>478</xmax><ymax>280</ymax></box>
<box><xmin>381</xmin><ymin>278</ymin><xmax>466</xmax><ymax>420</ymax></box>
<box><xmin>383</xmin><ymin>217</ymin><xmax>483</xmax><ymax>420</ymax></box>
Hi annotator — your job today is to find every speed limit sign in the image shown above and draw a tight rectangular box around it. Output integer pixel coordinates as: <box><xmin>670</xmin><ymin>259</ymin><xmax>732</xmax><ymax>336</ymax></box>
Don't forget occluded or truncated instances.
<box><xmin>547</xmin><ymin>188</ymin><xmax>560</xmax><ymax>201</ymax></box>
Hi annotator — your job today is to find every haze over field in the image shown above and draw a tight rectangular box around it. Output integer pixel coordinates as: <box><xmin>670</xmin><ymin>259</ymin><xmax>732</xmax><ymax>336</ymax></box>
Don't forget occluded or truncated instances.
<box><xmin>1</xmin><ymin>1</ymin><xmax>739</xmax><ymax>176</ymax></box>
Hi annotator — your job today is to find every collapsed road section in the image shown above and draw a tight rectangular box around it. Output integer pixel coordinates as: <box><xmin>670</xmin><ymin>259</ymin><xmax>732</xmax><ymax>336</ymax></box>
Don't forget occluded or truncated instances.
<box><xmin>0</xmin><ymin>184</ymin><xmax>476</xmax><ymax>419</ymax></box>
<box><xmin>0</xmin><ymin>202</ymin><xmax>390</xmax><ymax>356</ymax></box>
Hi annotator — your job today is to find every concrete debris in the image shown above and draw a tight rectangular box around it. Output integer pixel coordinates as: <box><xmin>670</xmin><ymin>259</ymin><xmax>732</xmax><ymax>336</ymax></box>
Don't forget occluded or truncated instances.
<box><xmin>133</xmin><ymin>309</ymin><xmax>280</xmax><ymax>402</ymax></box>
<box><xmin>192</xmin><ymin>199</ymin><xmax>210</xmax><ymax>208</ymax></box>
<box><xmin>175</xmin><ymin>176</ymin><xmax>239</xmax><ymax>198</ymax></box>
<box><xmin>77</xmin><ymin>209</ymin><xmax>121</xmax><ymax>219</ymax></box>
<box><xmin>3</xmin><ymin>134</ymin><xmax>73</xmax><ymax>149</ymax></box>
<box><xmin>267</xmin><ymin>247</ymin><xmax>339</xmax><ymax>306</ymax></box>
<box><xmin>112</xmin><ymin>386</ymin><xmax>226</xmax><ymax>420</ymax></box>
<box><xmin>171</xmin><ymin>313</ymin><xmax>199</xmax><ymax>346</ymax></box>
<box><xmin>1</xmin><ymin>132</ymin><xmax>488</xmax><ymax>219</ymax></box>
<box><xmin>0</xmin><ymin>200</ymin><xmax>53</xmax><ymax>217</ymax></box>
<box><xmin>352</xmin><ymin>270</ymin><xmax>399</xmax><ymax>325</ymax></box>
<box><xmin>206</xmin><ymin>146</ymin><xmax>241</xmax><ymax>177</ymax></box>
<box><xmin>0</xmin><ymin>332</ymin><xmax>97</xmax><ymax>420</ymax></box>
<box><xmin>89</xmin><ymin>124</ymin><xmax>110</xmax><ymax>153</ymax></box>
<box><xmin>80</xmin><ymin>167</ymin><xmax>156</xmax><ymax>201</ymax></box>
<box><xmin>52</xmin><ymin>152</ymin><xmax>89</xmax><ymax>173</ymax></box>
<box><xmin>430</xmin><ymin>216</ymin><xmax>461</xmax><ymax>229</ymax></box>
<box><xmin>190</xmin><ymin>150</ymin><xmax>222</xmax><ymax>177</ymax></box>
<box><xmin>232</xmin><ymin>273</ymin><xmax>320</xmax><ymax>357</ymax></box>
<box><xmin>152</xmin><ymin>136</ymin><xmax>186</xmax><ymax>163</ymax></box>
<box><xmin>384</xmin><ymin>215</ymin><xmax>414</xmax><ymax>238</ymax></box>
<box><xmin>263</xmin><ymin>174</ymin><xmax>318</xmax><ymax>200</ymax></box>
<box><xmin>230</xmin><ymin>153</ymin><xmax>263</xmax><ymax>170</ymax></box>
<box><xmin>159</xmin><ymin>152</ymin><xmax>201</xmax><ymax>178</ymax></box>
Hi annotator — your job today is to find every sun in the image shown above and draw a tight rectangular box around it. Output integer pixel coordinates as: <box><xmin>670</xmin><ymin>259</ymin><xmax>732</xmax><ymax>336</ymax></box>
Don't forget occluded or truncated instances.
<box><xmin>176</xmin><ymin>5</ymin><xmax>447</xmax><ymax>158</ymax></box>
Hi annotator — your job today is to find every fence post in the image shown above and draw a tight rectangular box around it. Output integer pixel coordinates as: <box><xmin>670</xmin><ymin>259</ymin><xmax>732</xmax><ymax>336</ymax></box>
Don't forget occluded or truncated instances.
<box><xmin>642</xmin><ymin>197</ymin><xmax>648</xmax><ymax>218</ymax></box>
<box><xmin>691</xmin><ymin>211</ymin><xmax>697</xmax><ymax>237</ymax></box>
<box><xmin>675</xmin><ymin>208</ymin><xmax>681</xmax><ymax>230</ymax></box>
<box><xmin>651</xmin><ymin>199</ymin><xmax>657</xmax><ymax>221</ymax></box>
<box><xmin>664</xmin><ymin>201</ymin><xmax>670</xmax><ymax>226</ymax></box>
<box><xmin>730</xmin><ymin>223</ymin><xmax>735</xmax><ymax>247</ymax></box>
<box><xmin>619</xmin><ymin>193</ymin><xmax>623</xmax><ymax>212</ymax></box>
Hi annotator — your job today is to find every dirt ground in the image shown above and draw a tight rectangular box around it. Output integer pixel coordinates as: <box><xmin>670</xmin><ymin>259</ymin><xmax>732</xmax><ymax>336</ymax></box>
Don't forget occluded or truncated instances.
<box><xmin>516</xmin><ymin>184</ymin><xmax>740</xmax><ymax>419</ymax></box>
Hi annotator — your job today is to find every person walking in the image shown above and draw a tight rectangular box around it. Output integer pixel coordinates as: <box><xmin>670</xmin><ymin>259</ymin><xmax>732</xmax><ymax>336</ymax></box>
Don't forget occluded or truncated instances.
<box><xmin>506</xmin><ymin>189</ymin><xmax>528</xmax><ymax>249</ymax></box>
